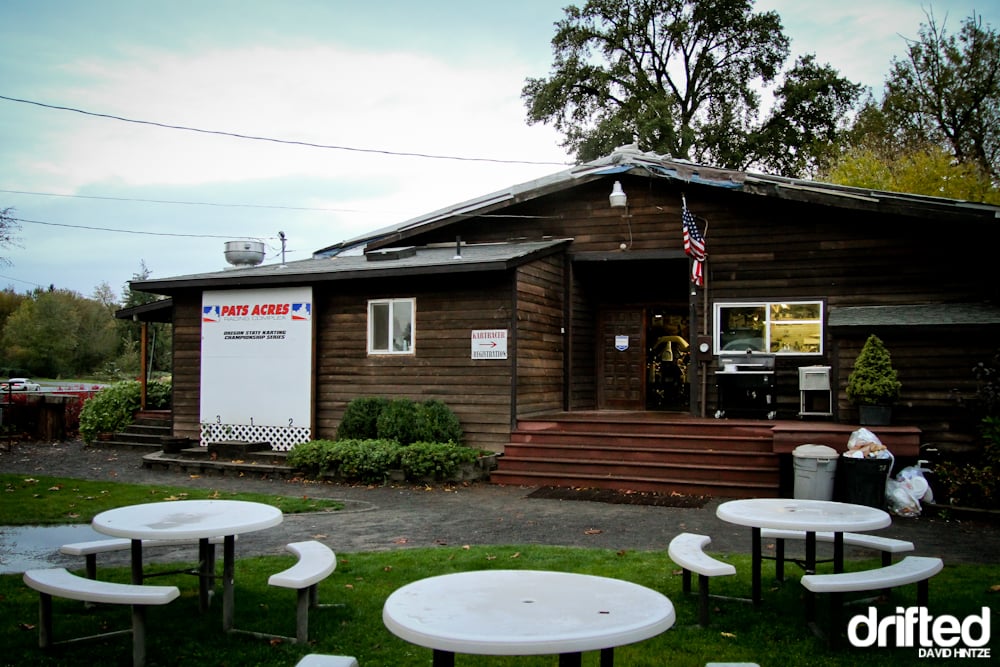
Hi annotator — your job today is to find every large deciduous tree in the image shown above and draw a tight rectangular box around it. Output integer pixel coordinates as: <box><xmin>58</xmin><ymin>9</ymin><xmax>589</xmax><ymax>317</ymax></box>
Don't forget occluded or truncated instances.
<box><xmin>522</xmin><ymin>0</ymin><xmax>862</xmax><ymax>177</ymax></box>
<box><xmin>882</xmin><ymin>11</ymin><xmax>1000</xmax><ymax>182</ymax></box>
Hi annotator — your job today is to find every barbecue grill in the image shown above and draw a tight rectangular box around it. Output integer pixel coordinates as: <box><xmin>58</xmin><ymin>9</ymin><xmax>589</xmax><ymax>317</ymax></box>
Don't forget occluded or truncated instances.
<box><xmin>715</xmin><ymin>350</ymin><xmax>776</xmax><ymax>419</ymax></box>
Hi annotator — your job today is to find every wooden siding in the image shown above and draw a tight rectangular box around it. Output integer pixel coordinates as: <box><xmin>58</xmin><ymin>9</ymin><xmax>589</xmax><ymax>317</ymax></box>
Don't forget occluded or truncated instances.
<box><xmin>169</xmin><ymin>290</ymin><xmax>202</xmax><ymax>441</ymax></box>
<box><xmin>313</xmin><ymin>272</ymin><xmax>517</xmax><ymax>453</ymax></box>
<box><xmin>515</xmin><ymin>254</ymin><xmax>566</xmax><ymax>416</ymax></box>
<box><xmin>164</xmin><ymin>171</ymin><xmax>1000</xmax><ymax>452</ymax></box>
<box><xmin>389</xmin><ymin>174</ymin><xmax>1000</xmax><ymax>446</ymax></box>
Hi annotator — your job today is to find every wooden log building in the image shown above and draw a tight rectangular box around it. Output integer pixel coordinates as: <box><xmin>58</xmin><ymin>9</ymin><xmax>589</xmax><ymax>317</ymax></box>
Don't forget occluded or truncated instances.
<box><xmin>130</xmin><ymin>147</ymin><xmax>1000</xmax><ymax>497</ymax></box>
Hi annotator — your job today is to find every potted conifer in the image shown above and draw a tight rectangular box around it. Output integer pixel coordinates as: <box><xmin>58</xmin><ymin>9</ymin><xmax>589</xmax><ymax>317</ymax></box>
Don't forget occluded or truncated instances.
<box><xmin>846</xmin><ymin>334</ymin><xmax>902</xmax><ymax>425</ymax></box>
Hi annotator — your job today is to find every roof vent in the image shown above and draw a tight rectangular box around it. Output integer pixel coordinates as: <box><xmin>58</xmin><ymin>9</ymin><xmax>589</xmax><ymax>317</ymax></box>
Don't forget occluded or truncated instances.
<box><xmin>366</xmin><ymin>246</ymin><xmax>416</xmax><ymax>262</ymax></box>
<box><xmin>224</xmin><ymin>240</ymin><xmax>265</xmax><ymax>267</ymax></box>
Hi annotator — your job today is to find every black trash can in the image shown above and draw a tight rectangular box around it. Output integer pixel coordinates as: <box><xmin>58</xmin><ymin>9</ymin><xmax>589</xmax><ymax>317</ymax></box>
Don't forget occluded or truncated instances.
<box><xmin>835</xmin><ymin>455</ymin><xmax>893</xmax><ymax>508</ymax></box>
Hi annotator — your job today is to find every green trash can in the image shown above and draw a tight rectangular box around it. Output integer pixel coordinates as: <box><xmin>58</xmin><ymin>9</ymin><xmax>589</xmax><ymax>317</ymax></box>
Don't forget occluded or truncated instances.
<box><xmin>835</xmin><ymin>455</ymin><xmax>893</xmax><ymax>508</ymax></box>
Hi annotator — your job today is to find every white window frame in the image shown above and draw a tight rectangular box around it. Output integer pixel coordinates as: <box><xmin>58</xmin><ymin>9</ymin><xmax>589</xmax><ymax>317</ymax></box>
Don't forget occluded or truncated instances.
<box><xmin>367</xmin><ymin>298</ymin><xmax>416</xmax><ymax>355</ymax></box>
<box><xmin>714</xmin><ymin>300</ymin><xmax>824</xmax><ymax>355</ymax></box>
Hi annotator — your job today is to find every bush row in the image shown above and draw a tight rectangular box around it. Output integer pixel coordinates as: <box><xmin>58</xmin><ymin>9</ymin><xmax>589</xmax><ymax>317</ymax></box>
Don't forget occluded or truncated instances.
<box><xmin>337</xmin><ymin>397</ymin><xmax>463</xmax><ymax>444</ymax></box>
<box><xmin>286</xmin><ymin>439</ymin><xmax>480</xmax><ymax>483</ymax></box>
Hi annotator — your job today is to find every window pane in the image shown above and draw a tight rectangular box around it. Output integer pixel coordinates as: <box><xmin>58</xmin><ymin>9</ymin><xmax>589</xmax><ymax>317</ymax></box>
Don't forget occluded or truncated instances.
<box><xmin>770</xmin><ymin>303</ymin><xmax>821</xmax><ymax>321</ymax></box>
<box><xmin>719</xmin><ymin>306</ymin><xmax>766</xmax><ymax>351</ymax></box>
<box><xmin>392</xmin><ymin>300</ymin><xmax>413</xmax><ymax>352</ymax></box>
<box><xmin>372</xmin><ymin>303</ymin><xmax>389</xmax><ymax>351</ymax></box>
<box><xmin>771</xmin><ymin>322</ymin><xmax>822</xmax><ymax>353</ymax></box>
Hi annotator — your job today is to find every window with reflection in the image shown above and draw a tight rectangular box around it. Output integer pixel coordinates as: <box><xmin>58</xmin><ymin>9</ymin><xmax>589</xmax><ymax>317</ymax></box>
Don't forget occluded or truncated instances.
<box><xmin>715</xmin><ymin>301</ymin><xmax>823</xmax><ymax>354</ymax></box>
<box><xmin>368</xmin><ymin>298</ymin><xmax>415</xmax><ymax>354</ymax></box>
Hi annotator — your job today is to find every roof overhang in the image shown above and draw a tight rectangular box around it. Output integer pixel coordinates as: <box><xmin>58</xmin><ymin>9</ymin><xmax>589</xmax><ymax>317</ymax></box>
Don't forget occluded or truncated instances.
<box><xmin>829</xmin><ymin>303</ymin><xmax>1000</xmax><ymax>328</ymax></box>
<box><xmin>131</xmin><ymin>239</ymin><xmax>572</xmax><ymax>295</ymax></box>
<box><xmin>114</xmin><ymin>298</ymin><xmax>173</xmax><ymax>323</ymax></box>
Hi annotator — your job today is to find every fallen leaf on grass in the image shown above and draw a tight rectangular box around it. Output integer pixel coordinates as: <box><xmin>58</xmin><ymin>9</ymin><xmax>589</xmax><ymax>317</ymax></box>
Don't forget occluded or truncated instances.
<box><xmin>989</xmin><ymin>584</ymin><xmax>1000</xmax><ymax>593</ymax></box>
<box><xmin>47</xmin><ymin>485</ymin><xmax>62</xmax><ymax>491</ymax></box>
<box><xmin>463</xmin><ymin>545</ymin><xmax>471</xmax><ymax>550</ymax></box>
<box><xmin>584</xmin><ymin>528</ymin><xmax>603</xmax><ymax>535</ymax></box>
<box><xmin>720</xmin><ymin>632</ymin><xmax>736</xmax><ymax>638</ymax></box>
<box><xmin>510</xmin><ymin>552</ymin><xmax>521</xmax><ymax>559</ymax></box>
<box><xmin>18</xmin><ymin>622</ymin><xmax>35</xmax><ymax>631</ymax></box>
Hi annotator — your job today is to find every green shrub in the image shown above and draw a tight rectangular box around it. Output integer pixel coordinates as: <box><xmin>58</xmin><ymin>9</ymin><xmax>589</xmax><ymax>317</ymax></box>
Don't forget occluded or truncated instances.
<box><xmin>288</xmin><ymin>439</ymin><xmax>403</xmax><ymax>483</ymax></box>
<box><xmin>376</xmin><ymin>399</ymin><xmax>420</xmax><ymax>445</ymax></box>
<box><xmin>78</xmin><ymin>379</ymin><xmax>171</xmax><ymax>444</ymax></box>
<box><xmin>336</xmin><ymin>439</ymin><xmax>404</xmax><ymax>483</ymax></box>
<box><xmin>285</xmin><ymin>439</ymin><xmax>337</xmax><ymax>475</ymax></box>
<box><xmin>400</xmin><ymin>441</ymin><xmax>478</xmax><ymax>480</ymax></box>
<box><xmin>846</xmin><ymin>334</ymin><xmax>901</xmax><ymax>405</ymax></box>
<box><xmin>336</xmin><ymin>397</ymin><xmax>389</xmax><ymax>440</ymax></box>
<box><xmin>416</xmin><ymin>399</ymin><xmax>463</xmax><ymax>444</ymax></box>
<box><xmin>288</xmin><ymin>438</ymin><xmax>478</xmax><ymax>483</ymax></box>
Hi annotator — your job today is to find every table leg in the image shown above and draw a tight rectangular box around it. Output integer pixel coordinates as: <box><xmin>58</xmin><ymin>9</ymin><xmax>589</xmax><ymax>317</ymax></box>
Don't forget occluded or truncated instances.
<box><xmin>833</xmin><ymin>532</ymin><xmax>844</xmax><ymax>573</ymax></box>
<box><xmin>805</xmin><ymin>532</ymin><xmax>817</xmax><ymax>574</ymax></box>
<box><xmin>130</xmin><ymin>539</ymin><xmax>143</xmax><ymax>585</ymax></box>
<box><xmin>805</xmin><ymin>531</ymin><xmax>816</xmax><ymax>621</ymax></box>
<box><xmin>198</xmin><ymin>537</ymin><xmax>211</xmax><ymax>612</ymax></box>
<box><xmin>559</xmin><ymin>652</ymin><xmax>583</xmax><ymax>667</ymax></box>
<box><xmin>600</xmin><ymin>647</ymin><xmax>615</xmax><ymax>666</ymax></box>
<box><xmin>222</xmin><ymin>535</ymin><xmax>235</xmax><ymax>632</ymax></box>
<box><xmin>751</xmin><ymin>526</ymin><xmax>761</xmax><ymax>606</ymax></box>
<box><xmin>431</xmin><ymin>649</ymin><xmax>454</xmax><ymax>667</ymax></box>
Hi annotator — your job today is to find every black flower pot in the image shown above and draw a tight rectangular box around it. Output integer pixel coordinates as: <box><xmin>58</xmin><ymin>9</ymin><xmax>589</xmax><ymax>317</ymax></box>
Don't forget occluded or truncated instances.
<box><xmin>859</xmin><ymin>404</ymin><xmax>892</xmax><ymax>426</ymax></box>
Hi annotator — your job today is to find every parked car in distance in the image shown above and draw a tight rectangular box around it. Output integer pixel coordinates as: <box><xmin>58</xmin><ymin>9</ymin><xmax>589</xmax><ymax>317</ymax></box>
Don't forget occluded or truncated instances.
<box><xmin>1</xmin><ymin>378</ymin><xmax>41</xmax><ymax>391</ymax></box>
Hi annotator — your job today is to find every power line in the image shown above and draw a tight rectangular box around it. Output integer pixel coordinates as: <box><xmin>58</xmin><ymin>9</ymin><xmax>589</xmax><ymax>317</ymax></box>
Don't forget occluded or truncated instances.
<box><xmin>0</xmin><ymin>189</ymin><xmax>365</xmax><ymax>213</ymax></box>
<box><xmin>12</xmin><ymin>216</ymin><xmax>269</xmax><ymax>240</ymax></box>
<box><xmin>0</xmin><ymin>94</ymin><xmax>571</xmax><ymax>166</ymax></box>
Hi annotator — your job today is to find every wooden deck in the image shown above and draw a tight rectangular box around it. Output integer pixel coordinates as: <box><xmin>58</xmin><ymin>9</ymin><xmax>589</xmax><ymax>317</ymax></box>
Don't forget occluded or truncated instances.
<box><xmin>490</xmin><ymin>411</ymin><xmax>921</xmax><ymax>499</ymax></box>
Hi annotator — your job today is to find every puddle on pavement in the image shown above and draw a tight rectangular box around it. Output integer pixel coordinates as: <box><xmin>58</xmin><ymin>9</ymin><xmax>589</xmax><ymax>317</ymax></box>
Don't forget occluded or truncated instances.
<box><xmin>0</xmin><ymin>524</ymin><xmax>104</xmax><ymax>574</ymax></box>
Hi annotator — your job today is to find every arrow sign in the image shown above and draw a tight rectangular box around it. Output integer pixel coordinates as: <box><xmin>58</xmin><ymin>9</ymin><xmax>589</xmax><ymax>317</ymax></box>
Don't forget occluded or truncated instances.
<box><xmin>471</xmin><ymin>329</ymin><xmax>508</xmax><ymax>359</ymax></box>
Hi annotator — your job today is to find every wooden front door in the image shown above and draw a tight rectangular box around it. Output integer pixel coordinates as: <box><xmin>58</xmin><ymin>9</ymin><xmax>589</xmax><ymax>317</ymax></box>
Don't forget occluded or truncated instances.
<box><xmin>597</xmin><ymin>307</ymin><xmax>645</xmax><ymax>410</ymax></box>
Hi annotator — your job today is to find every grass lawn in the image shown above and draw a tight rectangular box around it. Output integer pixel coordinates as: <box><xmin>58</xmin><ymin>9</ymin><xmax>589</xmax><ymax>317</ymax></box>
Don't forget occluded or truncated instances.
<box><xmin>0</xmin><ymin>476</ymin><xmax>995</xmax><ymax>665</ymax></box>
<box><xmin>0</xmin><ymin>474</ymin><xmax>343</xmax><ymax>524</ymax></box>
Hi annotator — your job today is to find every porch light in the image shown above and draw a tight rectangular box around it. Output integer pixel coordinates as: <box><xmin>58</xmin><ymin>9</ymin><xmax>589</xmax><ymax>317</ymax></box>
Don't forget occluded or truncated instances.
<box><xmin>609</xmin><ymin>181</ymin><xmax>628</xmax><ymax>208</ymax></box>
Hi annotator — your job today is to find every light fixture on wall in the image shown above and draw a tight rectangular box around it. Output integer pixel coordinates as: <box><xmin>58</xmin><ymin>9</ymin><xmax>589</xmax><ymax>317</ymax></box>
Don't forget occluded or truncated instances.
<box><xmin>609</xmin><ymin>180</ymin><xmax>632</xmax><ymax>250</ymax></box>
<box><xmin>609</xmin><ymin>181</ymin><xmax>628</xmax><ymax>208</ymax></box>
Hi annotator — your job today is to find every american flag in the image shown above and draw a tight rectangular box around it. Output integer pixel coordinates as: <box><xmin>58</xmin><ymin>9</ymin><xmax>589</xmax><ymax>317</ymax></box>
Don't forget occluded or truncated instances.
<box><xmin>681</xmin><ymin>204</ymin><xmax>706</xmax><ymax>286</ymax></box>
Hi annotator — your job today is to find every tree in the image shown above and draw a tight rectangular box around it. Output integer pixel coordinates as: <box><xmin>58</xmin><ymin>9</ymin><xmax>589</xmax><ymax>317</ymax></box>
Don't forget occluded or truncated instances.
<box><xmin>1</xmin><ymin>207</ymin><xmax>21</xmax><ymax>266</ymax></box>
<box><xmin>882</xmin><ymin>11</ymin><xmax>1000</xmax><ymax>181</ymax></box>
<box><xmin>825</xmin><ymin>142</ymin><xmax>1000</xmax><ymax>204</ymax></box>
<box><xmin>522</xmin><ymin>0</ymin><xmax>862</xmax><ymax>177</ymax></box>
<box><xmin>0</xmin><ymin>288</ymin><xmax>119</xmax><ymax>377</ymax></box>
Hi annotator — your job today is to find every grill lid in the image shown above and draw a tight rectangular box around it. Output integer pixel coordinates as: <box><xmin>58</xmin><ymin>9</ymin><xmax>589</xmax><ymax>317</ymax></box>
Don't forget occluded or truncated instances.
<box><xmin>718</xmin><ymin>351</ymin><xmax>775</xmax><ymax>372</ymax></box>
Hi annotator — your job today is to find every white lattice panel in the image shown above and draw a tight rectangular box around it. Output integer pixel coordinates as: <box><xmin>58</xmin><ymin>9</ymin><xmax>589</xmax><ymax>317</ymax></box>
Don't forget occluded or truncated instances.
<box><xmin>200</xmin><ymin>423</ymin><xmax>311</xmax><ymax>451</ymax></box>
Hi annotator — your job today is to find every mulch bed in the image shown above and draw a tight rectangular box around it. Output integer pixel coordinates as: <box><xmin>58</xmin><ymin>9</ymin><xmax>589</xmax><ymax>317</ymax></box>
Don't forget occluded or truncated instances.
<box><xmin>527</xmin><ymin>485</ymin><xmax>709</xmax><ymax>508</ymax></box>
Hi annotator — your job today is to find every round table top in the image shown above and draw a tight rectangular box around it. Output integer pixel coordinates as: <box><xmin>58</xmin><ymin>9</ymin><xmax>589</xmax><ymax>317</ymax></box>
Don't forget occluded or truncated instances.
<box><xmin>92</xmin><ymin>499</ymin><xmax>283</xmax><ymax>540</ymax></box>
<box><xmin>382</xmin><ymin>569</ymin><xmax>675</xmax><ymax>656</ymax></box>
<box><xmin>716</xmin><ymin>498</ymin><xmax>890</xmax><ymax>532</ymax></box>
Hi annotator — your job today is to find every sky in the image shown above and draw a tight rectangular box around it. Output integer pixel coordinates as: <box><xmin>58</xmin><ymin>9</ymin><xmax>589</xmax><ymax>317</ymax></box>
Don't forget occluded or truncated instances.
<box><xmin>1</xmin><ymin>0</ymin><xmax>997</xmax><ymax>300</ymax></box>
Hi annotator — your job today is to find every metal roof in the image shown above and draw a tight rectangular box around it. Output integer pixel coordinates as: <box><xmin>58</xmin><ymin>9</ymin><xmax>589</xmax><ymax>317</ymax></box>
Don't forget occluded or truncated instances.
<box><xmin>132</xmin><ymin>238</ymin><xmax>572</xmax><ymax>293</ymax></box>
